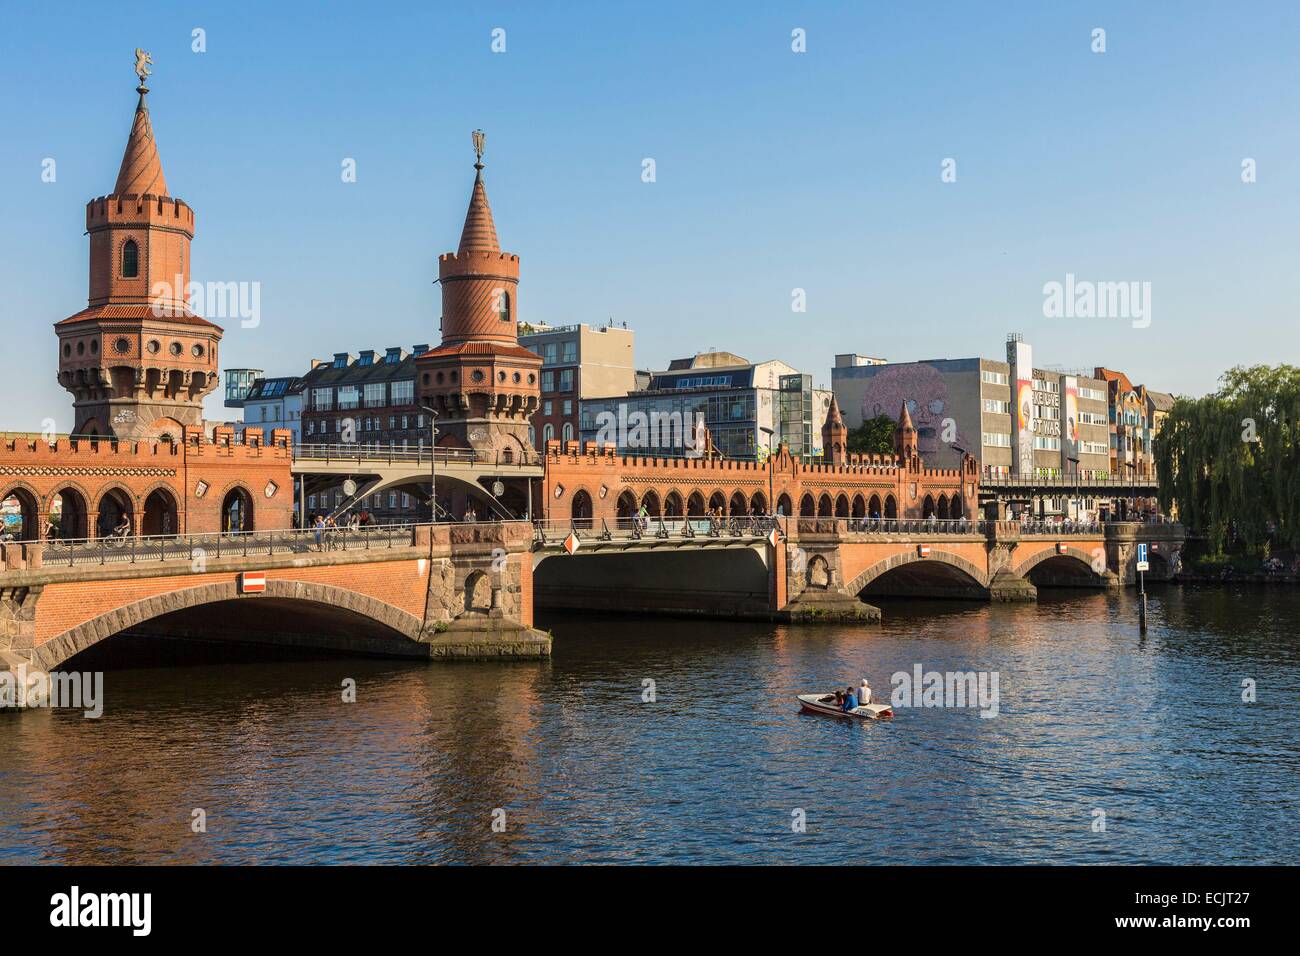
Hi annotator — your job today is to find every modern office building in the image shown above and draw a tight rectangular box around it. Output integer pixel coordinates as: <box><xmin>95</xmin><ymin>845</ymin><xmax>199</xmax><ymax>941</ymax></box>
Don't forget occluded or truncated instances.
<box><xmin>224</xmin><ymin>368</ymin><xmax>263</xmax><ymax>409</ymax></box>
<box><xmin>832</xmin><ymin>336</ymin><xmax>1112</xmax><ymax>480</ymax></box>
<box><xmin>579</xmin><ymin>351</ymin><xmax>832</xmax><ymax>460</ymax></box>
<box><xmin>518</xmin><ymin>321</ymin><xmax>637</xmax><ymax>450</ymax></box>
<box><xmin>236</xmin><ymin>376</ymin><xmax>306</xmax><ymax>443</ymax></box>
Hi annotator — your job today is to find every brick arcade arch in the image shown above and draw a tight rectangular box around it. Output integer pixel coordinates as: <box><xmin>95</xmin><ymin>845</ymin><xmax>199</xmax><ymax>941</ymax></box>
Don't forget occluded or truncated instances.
<box><xmin>1</xmin><ymin>483</ymin><xmax>41</xmax><ymax>541</ymax></box>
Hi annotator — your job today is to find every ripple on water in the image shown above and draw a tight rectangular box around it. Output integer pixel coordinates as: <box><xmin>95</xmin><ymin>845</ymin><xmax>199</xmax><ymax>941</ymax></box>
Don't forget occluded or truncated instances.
<box><xmin>0</xmin><ymin>587</ymin><xmax>1297</xmax><ymax>863</ymax></box>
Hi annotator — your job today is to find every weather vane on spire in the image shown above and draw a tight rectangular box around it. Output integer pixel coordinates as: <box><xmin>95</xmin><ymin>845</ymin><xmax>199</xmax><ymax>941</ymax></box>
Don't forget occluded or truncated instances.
<box><xmin>133</xmin><ymin>48</ymin><xmax>154</xmax><ymax>85</ymax></box>
<box><xmin>472</xmin><ymin>129</ymin><xmax>486</xmax><ymax>169</ymax></box>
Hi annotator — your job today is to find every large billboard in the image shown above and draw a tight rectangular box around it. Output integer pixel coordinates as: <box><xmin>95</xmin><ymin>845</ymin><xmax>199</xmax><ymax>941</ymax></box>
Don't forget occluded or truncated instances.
<box><xmin>1007</xmin><ymin>339</ymin><xmax>1034</xmax><ymax>476</ymax></box>
<box><xmin>1063</xmin><ymin>376</ymin><xmax>1079</xmax><ymax>470</ymax></box>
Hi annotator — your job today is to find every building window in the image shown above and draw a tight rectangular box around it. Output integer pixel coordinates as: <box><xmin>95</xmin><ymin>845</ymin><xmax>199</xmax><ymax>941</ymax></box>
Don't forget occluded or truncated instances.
<box><xmin>563</xmin><ymin>400</ymin><xmax>573</xmax><ymax>415</ymax></box>
<box><xmin>541</xmin><ymin>371</ymin><xmax>555</xmax><ymax>393</ymax></box>
<box><xmin>498</xmin><ymin>290</ymin><xmax>511</xmax><ymax>322</ymax></box>
<box><xmin>559</xmin><ymin>369</ymin><xmax>574</xmax><ymax>392</ymax></box>
<box><xmin>543</xmin><ymin>423</ymin><xmax>555</xmax><ymax>444</ymax></box>
<box><xmin>364</xmin><ymin>383</ymin><xmax>386</xmax><ymax>407</ymax></box>
<box><xmin>562</xmin><ymin>341</ymin><xmax>578</xmax><ymax>363</ymax></box>
<box><xmin>543</xmin><ymin>400</ymin><xmax>553</xmax><ymax>416</ymax></box>
<box><xmin>391</xmin><ymin>380</ymin><xmax>414</xmax><ymax>405</ymax></box>
<box><xmin>121</xmin><ymin>240</ymin><xmax>139</xmax><ymax>278</ymax></box>
<box><xmin>562</xmin><ymin>422</ymin><xmax>574</xmax><ymax>443</ymax></box>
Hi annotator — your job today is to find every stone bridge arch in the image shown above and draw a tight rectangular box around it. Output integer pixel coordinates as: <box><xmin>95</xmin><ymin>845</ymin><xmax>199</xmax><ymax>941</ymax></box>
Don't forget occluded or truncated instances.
<box><xmin>32</xmin><ymin>578</ymin><xmax>426</xmax><ymax>671</ymax></box>
<box><xmin>1012</xmin><ymin>545</ymin><xmax>1110</xmax><ymax>587</ymax></box>
<box><xmin>844</xmin><ymin>549</ymin><xmax>990</xmax><ymax>599</ymax></box>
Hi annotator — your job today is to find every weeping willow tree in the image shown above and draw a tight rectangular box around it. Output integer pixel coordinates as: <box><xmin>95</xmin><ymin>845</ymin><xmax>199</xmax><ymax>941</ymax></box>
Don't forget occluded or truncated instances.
<box><xmin>1155</xmin><ymin>365</ymin><xmax>1300</xmax><ymax>554</ymax></box>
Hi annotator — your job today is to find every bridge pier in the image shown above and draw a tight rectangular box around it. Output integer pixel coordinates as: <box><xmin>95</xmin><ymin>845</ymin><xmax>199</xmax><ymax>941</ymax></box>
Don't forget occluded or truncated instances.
<box><xmin>414</xmin><ymin>524</ymin><xmax>550</xmax><ymax>659</ymax></box>
<box><xmin>984</xmin><ymin>521</ymin><xmax>1037</xmax><ymax>602</ymax></box>
<box><xmin>782</xmin><ymin>527</ymin><xmax>882</xmax><ymax>623</ymax></box>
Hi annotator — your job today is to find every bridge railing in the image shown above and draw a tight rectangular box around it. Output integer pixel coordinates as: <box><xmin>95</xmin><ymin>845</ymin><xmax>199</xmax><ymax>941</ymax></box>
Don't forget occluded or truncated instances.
<box><xmin>809</xmin><ymin>517</ymin><xmax>1111</xmax><ymax>536</ymax></box>
<box><xmin>982</xmin><ymin>475</ymin><xmax>1158</xmax><ymax>489</ymax></box>
<box><xmin>33</xmin><ymin>523</ymin><xmax>421</xmax><ymax>567</ymax></box>
<box><xmin>533</xmin><ymin>515</ymin><xmax>784</xmax><ymax>544</ymax></box>
<box><xmin>827</xmin><ymin>517</ymin><xmax>988</xmax><ymax>535</ymax></box>
<box><xmin>1016</xmin><ymin>518</ymin><xmax>1104</xmax><ymax>535</ymax></box>
<box><xmin>291</xmin><ymin>443</ymin><xmax>543</xmax><ymax>467</ymax></box>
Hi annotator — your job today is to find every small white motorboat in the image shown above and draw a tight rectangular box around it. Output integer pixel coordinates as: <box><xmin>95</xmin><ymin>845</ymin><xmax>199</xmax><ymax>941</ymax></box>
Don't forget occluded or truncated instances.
<box><xmin>797</xmin><ymin>693</ymin><xmax>893</xmax><ymax>720</ymax></box>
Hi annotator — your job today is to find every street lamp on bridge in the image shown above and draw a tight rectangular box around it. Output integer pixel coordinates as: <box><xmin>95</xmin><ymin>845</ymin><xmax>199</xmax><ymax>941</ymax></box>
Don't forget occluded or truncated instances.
<box><xmin>759</xmin><ymin>426</ymin><xmax>775</xmax><ymax>516</ymax></box>
<box><xmin>421</xmin><ymin>406</ymin><xmax>439</xmax><ymax>521</ymax></box>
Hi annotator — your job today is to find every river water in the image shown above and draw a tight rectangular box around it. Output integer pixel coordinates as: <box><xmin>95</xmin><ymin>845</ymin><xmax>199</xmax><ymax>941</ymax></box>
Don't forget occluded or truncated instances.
<box><xmin>2</xmin><ymin>587</ymin><xmax>1297</xmax><ymax>865</ymax></box>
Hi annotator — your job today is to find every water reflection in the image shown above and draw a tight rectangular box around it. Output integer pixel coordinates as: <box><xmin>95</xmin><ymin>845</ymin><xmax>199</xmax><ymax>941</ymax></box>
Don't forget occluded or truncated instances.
<box><xmin>1</xmin><ymin>588</ymin><xmax>1297</xmax><ymax>864</ymax></box>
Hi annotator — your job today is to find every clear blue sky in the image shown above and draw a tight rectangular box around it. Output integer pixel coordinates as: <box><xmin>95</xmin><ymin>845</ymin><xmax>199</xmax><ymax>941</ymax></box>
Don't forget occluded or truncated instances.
<box><xmin>1</xmin><ymin>1</ymin><xmax>1296</xmax><ymax>430</ymax></box>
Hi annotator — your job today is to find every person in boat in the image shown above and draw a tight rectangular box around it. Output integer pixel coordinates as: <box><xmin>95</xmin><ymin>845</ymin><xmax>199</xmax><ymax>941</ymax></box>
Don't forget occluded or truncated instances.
<box><xmin>859</xmin><ymin>678</ymin><xmax>872</xmax><ymax>705</ymax></box>
<box><xmin>841</xmin><ymin>686</ymin><xmax>858</xmax><ymax>713</ymax></box>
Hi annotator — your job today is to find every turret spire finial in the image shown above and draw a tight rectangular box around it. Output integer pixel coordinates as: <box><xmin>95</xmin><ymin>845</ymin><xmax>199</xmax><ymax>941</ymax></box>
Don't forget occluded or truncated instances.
<box><xmin>472</xmin><ymin>129</ymin><xmax>486</xmax><ymax>172</ymax></box>
<box><xmin>132</xmin><ymin>47</ymin><xmax>154</xmax><ymax>108</ymax></box>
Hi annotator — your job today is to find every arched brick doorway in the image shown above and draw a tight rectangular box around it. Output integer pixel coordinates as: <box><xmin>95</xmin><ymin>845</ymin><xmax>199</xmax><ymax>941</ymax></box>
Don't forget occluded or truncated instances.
<box><xmin>142</xmin><ymin>488</ymin><xmax>179</xmax><ymax>537</ymax></box>
<box><xmin>1</xmin><ymin>487</ymin><xmax>40</xmax><ymax>541</ymax></box>
<box><xmin>571</xmin><ymin>489</ymin><xmax>593</xmax><ymax>528</ymax></box>
<box><xmin>616</xmin><ymin>490</ymin><xmax>638</xmax><ymax>521</ymax></box>
<box><xmin>95</xmin><ymin>488</ymin><xmax>134</xmax><ymax>538</ymax></box>
<box><xmin>49</xmin><ymin>487</ymin><xmax>89</xmax><ymax>540</ymax></box>
<box><xmin>222</xmin><ymin>487</ymin><xmax>254</xmax><ymax>534</ymax></box>
<box><xmin>664</xmin><ymin>491</ymin><xmax>683</xmax><ymax>517</ymax></box>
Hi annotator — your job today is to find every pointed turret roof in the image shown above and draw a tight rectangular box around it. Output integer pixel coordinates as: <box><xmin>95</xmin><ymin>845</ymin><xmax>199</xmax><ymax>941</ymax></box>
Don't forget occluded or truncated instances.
<box><xmin>824</xmin><ymin>395</ymin><xmax>844</xmax><ymax>429</ymax></box>
<box><xmin>114</xmin><ymin>85</ymin><xmax>168</xmax><ymax>197</ymax></box>
<box><xmin>457</xmin><ymin>168</ymin><xmax>500</xmax><ymax>254</ymax></box>
<box><xmin>897</xmin><ymin>401</ymin><xmax>914</xmax><ymax>430</ymax></box>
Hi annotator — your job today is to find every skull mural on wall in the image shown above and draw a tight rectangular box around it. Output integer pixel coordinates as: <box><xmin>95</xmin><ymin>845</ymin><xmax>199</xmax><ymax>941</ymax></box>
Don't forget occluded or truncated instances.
<box><xmin>858</xmin><ymin>364</ymin><xmax>969</xmax><ymax>460</ymax></box>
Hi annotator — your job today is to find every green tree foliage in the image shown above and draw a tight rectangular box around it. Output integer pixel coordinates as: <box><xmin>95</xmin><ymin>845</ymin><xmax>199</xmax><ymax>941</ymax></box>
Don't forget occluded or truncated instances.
<box><xmin>1155</xmin><ymin>364</ymin><xmax>1300</xmax><ymax>553</ymax></box>
<box><xmin>847</xmin><ymin>415</ymin><xmax>897</xmax><ymax>456</ymax></box>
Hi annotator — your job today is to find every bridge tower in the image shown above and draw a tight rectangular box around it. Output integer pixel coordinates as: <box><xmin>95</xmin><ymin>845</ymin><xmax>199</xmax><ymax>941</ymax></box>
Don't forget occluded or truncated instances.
<box><xmin>821</xmin><ymin>395</ymin><xmax>847</xmax><ymax>465</ymax></box>
<box><xmin>417</xmin><ymin>133</ymin><xmax>541</xmax><ymax>459</ymax></box>
<box><xmin>54</xmin><ymin>59</ymin><xmax>221</xmax><ymax>441</ymax></box>
<box><xmin>894</xmin><ymin>401</ymin><xmax>919</xmax><ymax>462</ymax></box>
